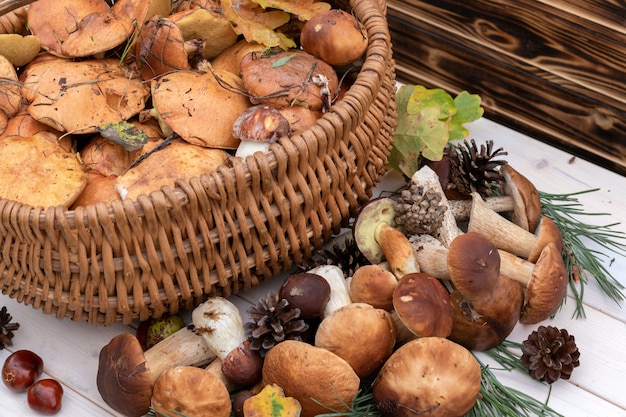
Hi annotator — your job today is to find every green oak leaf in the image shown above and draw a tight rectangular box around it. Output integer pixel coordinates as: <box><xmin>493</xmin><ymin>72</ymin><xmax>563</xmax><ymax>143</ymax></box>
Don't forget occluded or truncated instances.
<box><xmin>389</xmin><ymin>85</ymin><xmax>484</xmax><ymax>177</ymax></box>
<box><xmin>449</xmin><ymin>91</ymin><xmax>484</xmax><ymax>140</ymax></box>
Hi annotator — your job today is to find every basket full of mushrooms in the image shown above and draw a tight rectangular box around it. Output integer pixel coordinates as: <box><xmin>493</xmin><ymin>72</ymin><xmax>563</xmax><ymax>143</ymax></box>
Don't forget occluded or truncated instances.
<box><xmin>0</xmin><ymin>0</ymin><xmax>396</xmax><ymax>325</ymax></box>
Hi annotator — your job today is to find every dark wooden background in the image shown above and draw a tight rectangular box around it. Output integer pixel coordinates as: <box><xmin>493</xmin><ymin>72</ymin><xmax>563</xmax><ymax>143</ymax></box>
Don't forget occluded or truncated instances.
<box><xmin>386</xmin><ymin>0</ymin><xmax>626</xmax><ymax>175</ymax></box>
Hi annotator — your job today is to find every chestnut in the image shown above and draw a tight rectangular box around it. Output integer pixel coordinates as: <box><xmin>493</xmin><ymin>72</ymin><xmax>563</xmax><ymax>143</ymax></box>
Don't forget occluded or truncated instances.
<box><xmin>27</xmin><ymin>378</ymin><xmax>64</xmax><ymax>415</ymax></box>
<box><xmin>2</xmin><ymin>349</ymin><xmax>44</xmax><ymax>392</ymax></box>
<box><xmin>300</xmin><ymin>9</ymin><xmax>368</xmax><ymax>67</ymax></box>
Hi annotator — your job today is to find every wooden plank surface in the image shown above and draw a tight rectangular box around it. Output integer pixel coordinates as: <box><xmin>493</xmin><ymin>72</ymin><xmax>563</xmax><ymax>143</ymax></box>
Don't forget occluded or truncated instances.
<box><xmin>387</xmin><ymin>0</ymin><xmax>626</xmax><ymax>175</ymax></box>
<box><xmin>1</xmin><ymin>117</ymin><xmax>626</xmax><ymax>416</ymax></box>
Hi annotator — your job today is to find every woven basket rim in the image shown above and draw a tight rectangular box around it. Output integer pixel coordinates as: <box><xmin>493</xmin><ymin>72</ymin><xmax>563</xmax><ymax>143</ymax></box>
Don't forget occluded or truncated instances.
<box><xmin>0</xmin><ymin>0</ymin><xmax>392</xmax><ymax>229</ymax></box>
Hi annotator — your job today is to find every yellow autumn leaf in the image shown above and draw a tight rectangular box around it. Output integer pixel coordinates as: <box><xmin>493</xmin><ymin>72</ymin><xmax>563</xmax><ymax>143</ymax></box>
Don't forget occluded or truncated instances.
<box><xmin>253</xmin><ymin>0</ymin><xmax>332</xmax><ymax>21</ymax></box>
<box><xmin>243</xmin><ymin>384</ymin><xmax>302</xmax><ymax>417</ymax></box>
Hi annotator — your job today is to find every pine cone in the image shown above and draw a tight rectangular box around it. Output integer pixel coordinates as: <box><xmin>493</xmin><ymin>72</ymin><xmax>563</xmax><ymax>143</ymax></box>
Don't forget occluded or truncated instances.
<box><xmin>393</xmin><ymin>182</ymin><xmax>446</xmax><ymax>235</ymax></box>
<box><xmin>323</xmin><ymin>238</ymin><xmax>370</xmax><ymax>278</ymax></box>
<box><xmin>0</xmin><ymin>306</ymin><xmax>20</xmax><ymax>350</ymax></box>
<box><xmin>448</xmin><ymin>139</ymin><xmax>508</xmax><ymax>197</ymax></box>
<box><xmin>521</xmin><ymin>325</ymin><xmax>580</xmax><ymax>384</ymax></box>
<box><xmin>245</xmin><ymin>292</ymin><xmax>309</xmax><ymax>356</ymax></box>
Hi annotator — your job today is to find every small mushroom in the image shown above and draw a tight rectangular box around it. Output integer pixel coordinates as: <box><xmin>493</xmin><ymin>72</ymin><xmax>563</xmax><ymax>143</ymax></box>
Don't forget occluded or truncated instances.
<box><xmin>96</xmin><ymin>327</ymin><xmax>216</xmax><ymax>417</ymax></box>
<box><xmin>468</xmin><ymin>192</ymin><xmax>563</xmax><ymax>263</ymax></box>
<box><xmin>501</xmin><ymin>164</ymin><xmax>542</xmax><ymax>232</ymax></box>
<box><xmin>278</xmin><ymin>272</ymin><xmax>331</xmax><ymax>319</ymax></box>
<box><xmin>372</xmin><ymin>337</ymin><xmax>481</xmax><ymax>417</ymax></box>
<box><xmin>392</xmin><ymin>272</ymin><xmax>454</xmax><ymax>344</ymax></box>
<box><xmin>262</xmin><ymin>340</ymin><xmax>360</xmax><ymax>417</ymax></box>
<box><xmin>498</xmin><ymin>243</ymin><xmax>568</xmax><ymax>324</ymax></box>
<box><xmin>0</xmin><ymin>54</ymin><xmax>21</xmax><ymax>123</ymax></box>
<box><xmin>314</xmin><ymin>302</ymin><xmax>396</xmax><ymax>379</ymax></box>
<box><xmin>353</xmin><ymin>198</ymin><xmax>421</xmax><ymax>279</ymax></box>
<box><xmin>348</xmin><ymin>264</ymin><xmax>397</xmax><ymax>311</ymax></box>
<box><xmin>306</xmin><ymin>264</ymin><xmax>352</xmax><ymax>318</ymax></box>
<box><xmin>151</xmin><ymin>366</ymin><xmax>232</xmax><ymax>417</ymax></box>
<box><xmin>192</xmin><ymin>297</ymin><xmax>263</xmax><ymax>389</ymax></box>
<box><xmin>233</xmin><ymin>104</ymin><xmax>291</xmax><ymax>159</ymax></box>
<box><xmin>446</xmin><ymin>232</ymin><xmax>524</xmax><ymax>351</ymax></box>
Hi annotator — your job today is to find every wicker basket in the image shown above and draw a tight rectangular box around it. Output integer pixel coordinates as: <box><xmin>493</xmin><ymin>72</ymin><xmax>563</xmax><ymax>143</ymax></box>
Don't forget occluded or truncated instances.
<box><xmin>0</xmin><ymin>0</ymin><xmax>397</xmax><ymax>325</ymax></box>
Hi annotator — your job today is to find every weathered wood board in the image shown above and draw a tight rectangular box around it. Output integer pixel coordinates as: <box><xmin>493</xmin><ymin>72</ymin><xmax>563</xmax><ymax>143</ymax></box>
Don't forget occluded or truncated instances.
<box><xmin>387</xmin><ymin>0</ymin><xmax>626</xmax><ymax>175</ymax></box>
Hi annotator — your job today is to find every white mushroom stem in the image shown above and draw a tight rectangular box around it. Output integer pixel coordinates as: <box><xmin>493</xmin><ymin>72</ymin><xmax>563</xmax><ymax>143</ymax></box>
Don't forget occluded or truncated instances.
<box><xmin>411</xmin><ymin>235</ymin><xmax>537</xmax><ymax>288</ymax></box>
<box><xmin>191</xmin><ymin>297</ymin><xmax>247</xmax><ymax>388</ymax></box>
<box><xmin>468</xmin><ymin>192</ymin><xmax>537</xmax><ymax>258</ymax></box>
<box><xmin>448</xmin><ymin>195</ymin><xmax>513</xmax><ymax>221</ymax></box>
<box><xmin>308</xmin><ymin>264</ymin><xmax>351</xmax><ymax>318</ymax></box>
<box><xmin>234</xmin><ymin>140</ymin><xmax>271</xmax><ymax>159</ymax></box>
<box><xmin>411</xmin><ymin>166</ymin><xmax>462</xmax><ymax>247</ymax></box>
<box><xmin>143</xmin><ymin>325</ymin><xmax>217</xmax><ymax>379</ymax></box>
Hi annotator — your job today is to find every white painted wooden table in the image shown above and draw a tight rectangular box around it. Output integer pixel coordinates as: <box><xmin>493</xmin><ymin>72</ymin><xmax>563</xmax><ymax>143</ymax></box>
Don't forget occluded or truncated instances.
<box><xmin>2</xmin><ymin>118</ymin><xmax>625</xmax><ymax>417</ymax></box>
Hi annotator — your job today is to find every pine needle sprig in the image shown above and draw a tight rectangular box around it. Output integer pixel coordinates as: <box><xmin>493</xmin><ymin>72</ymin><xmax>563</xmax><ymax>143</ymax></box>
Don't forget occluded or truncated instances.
<box><xmin>468</xmin><ymin>355</ymin><xmax>563</xmax><ymax>417</ymax></box>
<box><xmin>539</xmin><ymin>189</ymin><xmax>626</xmax><ymax>318</ymax></box>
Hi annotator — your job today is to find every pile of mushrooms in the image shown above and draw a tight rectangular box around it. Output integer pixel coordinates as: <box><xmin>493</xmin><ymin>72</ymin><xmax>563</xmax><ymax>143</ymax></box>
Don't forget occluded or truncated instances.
<box><xmin>0</xmin><ymin>0</ymin><xmax>369</xmax><ymax>209</ymax></box>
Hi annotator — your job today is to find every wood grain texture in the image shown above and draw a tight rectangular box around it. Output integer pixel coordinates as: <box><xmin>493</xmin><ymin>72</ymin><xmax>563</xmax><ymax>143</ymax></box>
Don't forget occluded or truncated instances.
<box><xmin>387</xmin><ymin>0</ymin><xmax>626</xmax><ymax>175</ymax></box>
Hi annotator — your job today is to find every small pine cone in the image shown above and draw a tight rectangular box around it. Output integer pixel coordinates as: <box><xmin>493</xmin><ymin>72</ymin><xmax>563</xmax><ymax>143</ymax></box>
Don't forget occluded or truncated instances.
<box><xmin>448</xmin><ymin>139</ymin><xmax>507</xmax><ymax>197</ymax></box>
<box><xmin>245</xmin><ymin>292</ymin><xmax>309</xmax><ymax>357</ymax></box>
<box><xmin>323</xmin><ymin>238</ymin><xmax>371</xmax><ymax>278</ymax></box>
<box><xmin>521</xmin><ymin>325</ymin><xmax>580</xmax><ymax>384</ymax></box>
<box><xmin>393</xmin><ymin>182</ymin><xmax>446</xmax><ymax>235</ymax></box>
<box><xmin>0</xmin><ymin>306</ymin><xmax>20</xmax><ymax>349</ymax></box>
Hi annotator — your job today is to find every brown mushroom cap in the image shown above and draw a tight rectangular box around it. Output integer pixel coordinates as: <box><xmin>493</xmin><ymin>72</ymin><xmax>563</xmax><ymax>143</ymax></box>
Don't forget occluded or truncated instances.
<box><xmin>373</xmin><ymin>337</ymin><xmax>481</xmax><ymax>417</ymax></box>
<box><xmin>135</xmin><ymin>16</ymin><xmax>191</xmax><ymax>81</ymax></box>
<box><xmin>116</xmin><ymin>139</ymin><xmax>229</xmax><ymax>201</ymax></box>
<box><xmin>0</xmin><ymin>54</ymin><xmax>20</xmax><ymax>120</ymax></box>
<box><xmin>0</xmin><ymin>133</ymin><xmax>87</xmax><ymax>208</ymax></box>
<box><xmin>392</xmin><ymin>272</ymin><xmax>454</xmax><ymax>338</ymax></box>
<box><xmin>27</xmin><ymin>0</ymin><xmax>136</xmax><ymax>58</ymax></box>
<box><xmin>314</xmin><ymin>303</ymin><xmax>396</xmax><ymax>379</ymax></box>
<box><xmin>97</xmin><ymin>333</ymin><xmax>155</xmax><ymax>417</ymax></box>
<box><xmin>150</xmin><ymin>68</ymin><xmax>250</xmax><ymax>149</ymax></box>
<box><xmin>446</xmin><ymin>232</ymin><xmax>523</xmax><ymax>351</ymax></box>
<box><xmin>278</xmin><ymin>272</ymin><xmax>331</xmax><ymax>319</ymax></box>
<box><xmin>349</xmin><ymin>264</ymin><xmax>397</xmax><ymax>311</ymax></box>
<box><xmin>240</xmin><ymin>50</ymin><xmax>339</xmax><ymax>111</ymax></box>
<box><xmin>262</xmin><ymin>340</ymin><xmax>360</xmax><ymax>417</ymax></box>
<box><xmin>22</xmin><ymin>58</ymin><xmax>149</xmax><ymax>134</ymax></box>
<box><xmin>520</xmin><ymin>242</ymin><xmax>568</xmax><ymax>324</ymax></box>
<box><xmin>501</xmin><ymin>164</ymin><xmax>542</xmax><ymax>233</ymax></box>
<box><xmin>211</xmin><ymin>39</ymin><xmax>266</xmax><ymax>75</ymax></box>
<box><xmin>528</xmin><ymin>216</ymin><xmax>563</xmax><ymax>264</ymax></box>
<box><xmin>151</xmin><ymin>366</ymin><xmax>232</xmax><ymax>417</ymax></box>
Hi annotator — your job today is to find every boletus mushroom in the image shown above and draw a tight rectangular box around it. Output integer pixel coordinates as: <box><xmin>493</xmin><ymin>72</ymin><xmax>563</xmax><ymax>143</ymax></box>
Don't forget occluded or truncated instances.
<box><xmin>240</xmin><ymin>50</ymin><xmax>338</xmax><ymax>112</ymax></box>
<box><xmin>97</xmin><ymin>327</ymin><xmax>216</xmax><ymax>417</ymax></box>
<box><xmin>392</xmin><ymin>272</ymin><xmax>454</xmax><ymax>343</ymax></box>
<box><xmin>151</xmin><ymin>366</ymin><xmax>232</xmax><ymax>417</ymax></box>
<box><xmin>353</xmin><ymin>197</ymin><xmax>421</xmax><ymax>280</ymax></box>
<box><xmin>446</xmin><ymin>232</ymin><xmax>524</xmax><ymax>351</ymax></box>
<box><xmin>373</xmin><ymin>337</ymin><xmax>481</xmax><ymax>417</ymax></box>
<box><xmin>314</xmin><ymin>302</ymin><xmax>396</xmax><ymax>379</ymax></box>
<box><xmin>300</xmin><ymin>9</ymin><xmax>368</xmax><ymax>67</ymax></box>
<box><xmin>262</xmin><ymin>340</ymin><xmax>360</xmax><ymax>417</ymax></box>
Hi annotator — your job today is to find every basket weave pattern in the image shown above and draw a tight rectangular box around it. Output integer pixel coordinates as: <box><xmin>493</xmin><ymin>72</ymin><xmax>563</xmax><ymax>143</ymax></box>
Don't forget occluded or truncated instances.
<box><xmin>0</xmin><ymin>0</ymin><xmax>397</xmax><ymax>325</ymax></box>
